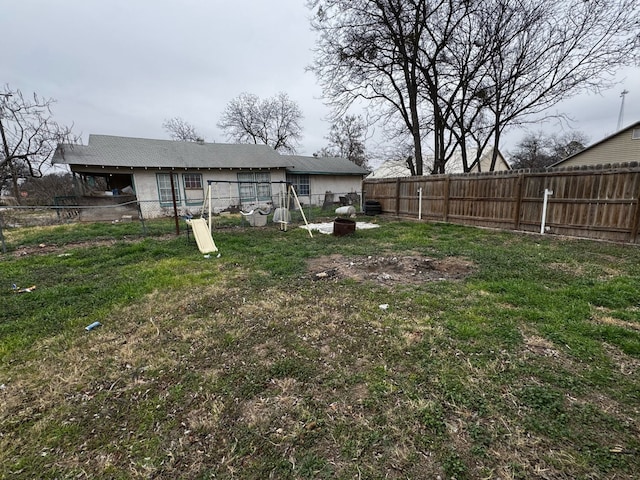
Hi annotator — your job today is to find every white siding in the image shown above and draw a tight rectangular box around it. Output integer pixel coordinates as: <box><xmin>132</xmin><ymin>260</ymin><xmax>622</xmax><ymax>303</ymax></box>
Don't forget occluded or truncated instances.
<box><xmin>133</xmin><ymin>169</ymin><xmax>287</xmax><ymax>218</ymax></box>
<box><xmin>306</xmin><ymin>175</ymin><xmax>363</xmax><ymax>207</ymax></box>
<box><xmin>557</xmin><ymin>129</ymin><xmax>640</xmax><ymax>167</ymax></box>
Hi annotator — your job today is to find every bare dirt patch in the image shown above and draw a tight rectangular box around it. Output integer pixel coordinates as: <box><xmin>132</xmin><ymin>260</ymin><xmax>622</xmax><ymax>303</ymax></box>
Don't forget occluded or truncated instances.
<box><xmin>307</xmin><ymin>254</ymin><xmax>474</xmax><ymax>286</ymax></box>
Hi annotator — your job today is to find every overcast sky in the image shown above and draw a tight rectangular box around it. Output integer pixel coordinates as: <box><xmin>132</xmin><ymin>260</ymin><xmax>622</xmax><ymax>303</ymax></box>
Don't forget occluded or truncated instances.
<box><xmin>3</xmin><ymin>0</ymin><xmax>639</xmax><ymax>164</ymax></box>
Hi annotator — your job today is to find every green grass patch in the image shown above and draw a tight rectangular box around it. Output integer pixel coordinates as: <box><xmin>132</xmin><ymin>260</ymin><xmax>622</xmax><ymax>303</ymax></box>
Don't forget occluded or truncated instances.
<box><xmin>1</xmin><ymin>218</ymin><xmax>639</xmax><ymax>478</ymax></box>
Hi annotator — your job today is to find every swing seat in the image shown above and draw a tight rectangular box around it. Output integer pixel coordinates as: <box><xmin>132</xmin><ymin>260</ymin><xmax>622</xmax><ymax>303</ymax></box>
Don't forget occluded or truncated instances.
<box><xmin>241</xmin><ymin>208</ymin><xmax>269</xmax><ymax>227</ymax></box>
<box><xmin>273</xmin><ymin>207</ymin><xmax>290</xmax><ymax>224</ymax></box>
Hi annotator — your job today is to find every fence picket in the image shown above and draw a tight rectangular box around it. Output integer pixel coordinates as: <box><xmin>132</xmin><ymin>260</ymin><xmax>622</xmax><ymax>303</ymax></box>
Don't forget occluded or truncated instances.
<box><xmin>363</xmin><ymin>163</ymin><xmax>640</xmax><ymax>243</ymax></box>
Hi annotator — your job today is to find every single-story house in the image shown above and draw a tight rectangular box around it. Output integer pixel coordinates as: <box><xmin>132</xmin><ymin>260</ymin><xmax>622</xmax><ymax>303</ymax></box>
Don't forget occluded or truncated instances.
<box><xmin>368</xmin><ymin>148</ymin><xmax>510</xmax><ymax>179</ymax></box>
<box><xmin>551</xmin><ymin>120</ymin><xmax>640</xmax><ymax>168</ymax></box>
<box><xmin>284</xmin><ymin>155</ymin><xmax>369</xmax><ymax>206</ymax></box>
<box><xmin>52</xmin><ymin>134</ymin><xmax>369</xmax><ymax>219</ymax></box>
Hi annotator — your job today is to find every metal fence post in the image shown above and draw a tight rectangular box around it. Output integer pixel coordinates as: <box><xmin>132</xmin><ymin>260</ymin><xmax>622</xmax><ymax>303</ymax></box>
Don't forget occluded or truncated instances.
<box><xmin>0</xmin><ymin>213</ymin><xmax>6</xmax><ymax>254</ymax></box>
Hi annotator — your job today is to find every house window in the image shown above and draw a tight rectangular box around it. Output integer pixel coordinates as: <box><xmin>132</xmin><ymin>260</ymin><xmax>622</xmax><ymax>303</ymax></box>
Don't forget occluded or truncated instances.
<box><xmin>183</xmin><ymin>173</ymin><xmax>204</xmax><ymax>204</ymax></box>
<box><xmin>237</xmin><ymin>172</ymin><xmax>272</xmax><ymax>203</ymax></box>
<box><xmin>183</xmin><ymin>173</ymin><xmax>202</xmax><ymax>189</ymax></box>
<box><xmin>286</xmin><ymin>174</ymin><xmax>310</xmax><ymax>196</ymax></box>
<box><xmin>632</xmin><ymin>129</ymin><xmax>640</xmax><ymax>140</ymax></box>
<box><xmin>157</xmin><ymin>173</ymin><xmax>180</xmax><ymax>204</ymax></box>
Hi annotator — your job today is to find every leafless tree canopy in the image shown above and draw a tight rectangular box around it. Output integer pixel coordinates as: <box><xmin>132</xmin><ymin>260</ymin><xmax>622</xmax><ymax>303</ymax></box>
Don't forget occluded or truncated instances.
<box><xmin>308</xmin><ymin>0</ymin><xmax>639</xmax><ymax>175</ymax></box>
<box><xmin>162</xmin><ymin>117</ymin><xmax>203</xmax><ymax>142</ymax></box>
<box><xmin>0</xmin><ymin>85</ymin><xmax>77</xmax><ymax>201</ymax></box>
<box><xmin>217</xmin><ymin>92</ymin><xmax>303</xmax><ymax>153</ymax></box>
<box><xmin>509</xmin><ymin>131</ymin><xmax>589</xmax><ymax>169</ymax></box>
<box><xmin>19</xmin><ymin>172</ymin><xmax>75</xmax><ymax>205</ymax></box>
<box><xmin>320</xmin><ymin>114</ymin><xmax>369</xmax><ymax>168</ymax></box>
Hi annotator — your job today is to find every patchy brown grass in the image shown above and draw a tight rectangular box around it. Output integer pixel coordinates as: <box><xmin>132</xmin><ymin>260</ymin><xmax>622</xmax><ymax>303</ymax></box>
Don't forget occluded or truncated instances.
<box><xmin>2</xmin><ymin>221</ymin><xmax>639</xmax><ymax>479</ymax></box>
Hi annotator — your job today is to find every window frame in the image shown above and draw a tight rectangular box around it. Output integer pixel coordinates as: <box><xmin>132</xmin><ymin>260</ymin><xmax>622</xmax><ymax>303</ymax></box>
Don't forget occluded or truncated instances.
<box><xmin>237</xmin><ymin>171</ymin><xmax>272</xmax><ymax>203</ymax></box>
<box><xmin>183</xmin><ymin>173</ymin><xmax>203</xmax><ymax>190</ymax></box>
<box><xmin>182</xmin><ymin>173</ymin><xmax>204</xmax><ymax>205</ymax></box>
<box><xmin>156</xmin><ymin>173</ymin><xmax>181</xmax><ymax>205</ymax></box>
<box><xmin>286</xmin><ymin>173</ymin><xmax>310</xmax><ymax>196</ymax></box>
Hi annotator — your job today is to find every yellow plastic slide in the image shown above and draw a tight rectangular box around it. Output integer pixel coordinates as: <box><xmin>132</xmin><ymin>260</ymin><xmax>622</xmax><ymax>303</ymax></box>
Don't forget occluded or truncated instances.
<box><xmin>187</xmin><ymin>218</ymin><xmax>218</xmax><ymax>254</ymax></box>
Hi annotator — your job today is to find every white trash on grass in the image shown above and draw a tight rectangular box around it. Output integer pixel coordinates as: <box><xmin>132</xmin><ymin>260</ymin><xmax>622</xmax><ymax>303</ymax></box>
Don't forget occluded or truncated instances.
<box><xmin>301</xmin><ymin>222</ymin><xmax>380</xmax><ymax>235</ymax></box>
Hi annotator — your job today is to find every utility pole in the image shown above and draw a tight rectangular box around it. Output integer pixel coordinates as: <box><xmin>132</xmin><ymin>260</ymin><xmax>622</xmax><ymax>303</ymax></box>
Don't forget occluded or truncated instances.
<box><xmin>617</xmin><ymin>89</ymin><xmax>628</xmax><ymax>131</ymax></box>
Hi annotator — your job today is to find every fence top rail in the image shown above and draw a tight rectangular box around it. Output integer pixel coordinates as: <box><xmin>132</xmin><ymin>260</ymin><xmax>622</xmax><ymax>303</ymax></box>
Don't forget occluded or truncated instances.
<box><xmin>0</xmin><ymin>200</ymin><xmax>140</xmax><ymax>210</ymax></box>
<box><xmin>207</xmin><ymin>180</ymin><xmax>290</xmax><ymax>185</ymax></box>
<box><xmin>364</xmin><ymin>161</ymin><xmax>640</xmax><ymax>184</ymax></box>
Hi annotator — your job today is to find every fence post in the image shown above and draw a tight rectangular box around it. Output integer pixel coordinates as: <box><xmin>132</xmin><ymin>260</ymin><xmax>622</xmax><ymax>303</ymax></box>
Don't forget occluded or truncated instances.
<box><xmin>630</xmin><ymin>193</ymin><xmax>640</xmax><ymax>243</ymax></box>
<box><xmin>395</xmin><ymin>177</ymin><xmax>401</xmax><ymax>216</ymax></box>
<box><xmin>137</xmin><ymin>203</ymin><xmax>148</xmax><ymax>236</ymax></box>
<box><xmin>514</xmin><ymin>173</ymin><xmax>524</xmax><ymax>230</ymax></box>
<box><xmin>169</xmin><ymin>172</ymin><xmax>180</xmax><ymax>236</ymax></box>
<box><xmin>443</xmin><ymin>176</ymin><xmax>450</xmax><ymax>222</ymax></box>
<box><xmin>0</xmin><ymin>213</ymin><xmax>6</xmax><ymax>254</ymax></box>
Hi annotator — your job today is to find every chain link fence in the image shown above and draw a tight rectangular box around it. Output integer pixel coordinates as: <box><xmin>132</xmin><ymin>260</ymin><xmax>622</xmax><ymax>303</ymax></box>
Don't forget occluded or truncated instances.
<box><xmin>0</xmin><ymin>190</ymin><xmax>365</xmax><ymax>253</ymax></box>
<box><xmin>137</xmin><ymin>190</ymin><xmax>363</xmax><ymax>219</ymax></box>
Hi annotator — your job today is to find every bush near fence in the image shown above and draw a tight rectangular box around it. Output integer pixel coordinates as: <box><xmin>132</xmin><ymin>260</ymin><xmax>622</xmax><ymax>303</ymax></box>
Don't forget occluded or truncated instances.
<box><xmin>363</xmin><ymin>162</ymin><xmax>640</xmax><ymax>244</ymax></box>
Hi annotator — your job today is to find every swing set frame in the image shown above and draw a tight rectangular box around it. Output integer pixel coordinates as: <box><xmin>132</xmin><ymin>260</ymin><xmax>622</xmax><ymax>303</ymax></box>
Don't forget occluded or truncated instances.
<box><xmin>200</xmin><ymin>180</ymin><xmax>312</xmax><ymax>237</ymax></box>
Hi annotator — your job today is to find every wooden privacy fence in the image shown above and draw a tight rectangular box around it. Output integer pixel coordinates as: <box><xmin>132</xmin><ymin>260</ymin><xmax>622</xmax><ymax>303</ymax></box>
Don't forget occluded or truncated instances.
<box><xmin>363</xmin><ymin>162</ymin><xmax>640</xmax><ymax>244</ymax></box>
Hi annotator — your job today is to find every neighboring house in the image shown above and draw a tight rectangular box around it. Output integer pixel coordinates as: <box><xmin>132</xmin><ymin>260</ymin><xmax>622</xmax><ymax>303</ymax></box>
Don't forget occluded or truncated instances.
<box><xmin>551</xmin><ymin>121</ymin><xmax>640</xmax><ymax>168</ymax></box>
<box><xmin>52</xmin><ymin>134</ymin><xmax>368</xmax><ymax>219</ymax></box>
<box><xmin>368</xmin><ymin>148</ymin><xmax>510</xmax><ymax>178</ymax></box>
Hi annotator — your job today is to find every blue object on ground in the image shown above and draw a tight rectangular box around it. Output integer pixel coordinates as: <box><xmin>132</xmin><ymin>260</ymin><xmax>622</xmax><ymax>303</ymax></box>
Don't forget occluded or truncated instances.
<box><xmin>85</xmin><ymin>321</ymin><xmax>102</xmax><ymax>331</ymax></box>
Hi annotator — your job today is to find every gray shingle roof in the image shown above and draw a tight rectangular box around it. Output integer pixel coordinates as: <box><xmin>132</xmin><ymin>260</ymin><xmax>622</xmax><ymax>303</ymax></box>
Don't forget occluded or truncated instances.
<box><xmin>53</xmin><ymin>134</ymin><xmax>289</xmax><ymax>169</ymax></box>
<box><xmin>284</xmin><ymin>155</ymin><xmax>369</xmax><ymax>176</ymax></box>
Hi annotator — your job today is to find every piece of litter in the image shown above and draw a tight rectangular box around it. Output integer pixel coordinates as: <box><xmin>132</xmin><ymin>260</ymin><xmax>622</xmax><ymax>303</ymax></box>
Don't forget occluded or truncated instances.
<box><xmin>204</xmin><ymin>254</ymin><xmax>211</xmax><ymax>259</ymax></box>
<box><xmin>301</xmin><ymin>221</ymin><xmax>381</xmax><ymax>235</ymax></box>
<box><xmin>217</xmin><ymin>253</ymin><xmax>221</xmax><ymax>258</ymax></box>
<box><xmin>379</xmin><ymin>304</ymin><xmax>389</xmax><ymax>310</ymax></box>
<box><xmin>13</xmin><ymin>285</ymin><xmax>36</xmax><ymax>294</ymax></box>
<box><xmin>85</xmin><ymin>321</ymin><xmax>102</xmax><ymax>331</ymax></box>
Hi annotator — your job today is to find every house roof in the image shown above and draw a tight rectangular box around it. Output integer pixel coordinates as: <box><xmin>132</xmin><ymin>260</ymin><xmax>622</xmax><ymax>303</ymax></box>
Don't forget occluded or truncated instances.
<box><xmin>283</xmin><ymin>155</ymin><xmax>369</xmax><ymax>176</ymax></box>
<box><xmin>53</xmin><ymin>134</ymin><xmax>289</xmax><ymax>169</ymax></box>
<box><xmin>550</xmin><ymin>120</ymin><xmax>640</xmax><ymax>168</ymax></box>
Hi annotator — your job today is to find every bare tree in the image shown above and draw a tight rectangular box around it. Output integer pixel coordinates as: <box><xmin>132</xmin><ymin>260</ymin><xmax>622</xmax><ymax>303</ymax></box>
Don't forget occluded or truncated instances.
<box><xmin>19</xmin><ymin>172</ymin><xmax>75</xmax><ymax>205</ymax></box>
<box><xmin>474</xmin><ymin>0</ymin><xmax>638</xmax><ymax>170</ymax></box>
<box><xmin>0</xmin><ymin>85</ymin><xmax>77</xmax><ymax>203</ymax></box>
<box><xmin>308</xmin><ymin>0</ymin><xmax>639</xmax><ymax>174</ymax></box>
<box><xmin>162</xmin><ymin>117</ymin><xmax>203</xmax><ymax>142</ymax></box>
<box><xmin>217</xmin><ymin>92</ymin><xmax>303</xmax><ymax>153</ymax></box>
<box><xmin>551</xmin><ymin>131</ymin><xmax>589</xmax><ymax>161</ymax></box>
<box><xmin>509</xmin><ymin>130</ymin><xmax>588</xmax><ymax>169</ymax></box>
<box><xmin>321</xmin><ymin>114</ymin><xmax>369</xmax><ymax>168</ymax></box>
<box><xmin>309</xmin><ymin>0</ymin><xmax>434</xmax><ymax>174</ymax></box>
<box><xmin>509</xmin><ymin>132</ymin><xmax>554</xmax><ymax>169</ymax></box>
